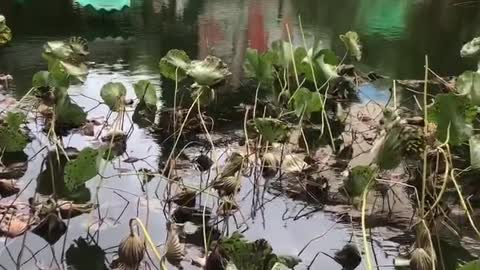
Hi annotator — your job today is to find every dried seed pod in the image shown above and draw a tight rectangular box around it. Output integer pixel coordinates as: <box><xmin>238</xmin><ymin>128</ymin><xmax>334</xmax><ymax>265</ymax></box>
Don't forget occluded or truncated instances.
<box><xmin>0</xmin><ymin>179</ymin><xmax>19</xmax><ymax>197</ymax></box>
<box><xmin>213</xmin><ymin>176</ymin><xmax>240</xmax><ymax>197</ymax></box>
<box><xmin>218</xmin><ymin>152</ymin><xmax>244</xmax><ymax>178</ymax></box>
<box><xmin>165</xmin><ymin>223</ymin><xmax>185</xmax><ymax>267</ymax></box>
<box><xmin>171</xmin><ymin>187</ymin><xmax>196</xmax><ymax>207</ymax></box>
<box><xmin>261</xmin><ymin>152</ymin><xmax>278</xmax><ymax>177</ymax></box>
<box><xmin>118</xmin><ymin>220</ymin><xmax>145</xmax><ymax>269</ymax></box>
<box><xmin>410</xmin><ymin>248</ymin><xmax>433</xmax><ymax>270</ymax></box>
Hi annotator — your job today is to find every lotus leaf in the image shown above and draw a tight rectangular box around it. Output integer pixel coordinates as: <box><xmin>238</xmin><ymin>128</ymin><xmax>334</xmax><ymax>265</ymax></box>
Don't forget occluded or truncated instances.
<box><xmin>0</xmin><ymin>127</ymin><xmax>28</xmax><ymax>152</ymax></box>
<box><xmin>318</xmin><ymin>54</ymin><xmax>339</xmax><ymax>80</ymax></box>
<box><xmin>43</xmin><ymin>41</ymin><xmax>74</xmax><ymax>61</ymax></box>
<box><xmin>100</xmin><ymin>82</ymin><xmax>127</xmax><ymax>111</ymax></box>
<box><xmin>187</xmin><ymin>56</ymin><xmax>231</xmax><ymax>86</ymax></box>
<box><xmin>271</xmin><ymin>40</ymin><xmax>293</xmax><ymax>68</ymax></box>
<box><xmin>372</xmin><ymin>126</ymin><xmax>403</xmax><ymax>170</ymax></box>
<box><xmin>32</xmin><ymin>71</ymin><xmax>51</xmax><ymax>88</ymax></box>
<box><xmin>428</xmin><ymin>94</ymin><xmax>477</xmax><ymax>145</ymax></box>
<box><xmin>159</xmin><ymin>49</ymin><xmax>191</xmax><ymax>81</ymax></box>
<box><xmin>0</xmin><ymin>15</ymin><xmax>12</xmax><ymax>45</ymax></box>
<box><xmin>55</xmin><ymin>96</ymin><xmax>87</xmax><ymax>127</ymax></box>
<box><xmin>192</xmin><ymin>84</ymin><xmax>215</xmax><ymax>105</ymax></box>
<box><xmin>254</xmin><ymin>118</ymin><xmax>289</xmax><ymax>143</ymax></box>
<box><xmin>456</xmin><ymin>71</ymin><xmax>480</xmax><ymax>105</ymax></box>
<box><xmin>134</xmin><ymin>80</ymin><xmax>160</xmax><ymax>108</ymax></box>
<box><xmin>64</xmin><ymin>147</ymin><xmax>100</xmax><ymax>191</ymax></box>
<box><xmin>470</xmin><ymin>135</ymin><xmax>480</xmax><ymax>170</ymax></box>
<box><xmin>343</xmin><ymin>165</ymin><xmax>377</xmax><ymax>198</ymax></box>
<box><xmin>457</xmin><ymin>260</ymin><xmax>480</xmax><ymax>270</ymax></box>
<box><xmin>244</xmin><ymin>48</ymin><xmax>275</xmax><ymax>85</ymax></box>
<box><xmin>461</xmin><ymin>37</ymin><xmax>480</xmax><ymax>58</ymax></box>
<box><xmin>292</xmin><ymin>87</ymin><xmax>323</xmax><ymax>118</ymax></box>
<box><xmin>60</xmin><ymin>61</ymin><xmax>88</xmax><ymax>82</ymax></box>
<box><xmin>340</xmin><ymin>31</ymin><xmax>362</xmax><ymax>61</ymax></box>
<box><xmin>4</xmin><ymin>112</ymin><xmax>26</xmax><ymax>129</ymax></box>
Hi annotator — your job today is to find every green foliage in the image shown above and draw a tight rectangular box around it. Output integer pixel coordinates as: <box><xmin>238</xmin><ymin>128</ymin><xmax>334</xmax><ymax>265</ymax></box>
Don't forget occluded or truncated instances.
<box><xmin>340</xmin><ymin>31</ymin><xmax>362</xmax><ymax>61</ymax></box>
<box><xmin>219</xmin><ymin>232</ymin><xmax>298</xmax><ymax>270</ymax></box>
<box><xmin>187</xmin><ymin>56</ymin><xmax>231</xmax><ymax>86</ymax></box>
<box><xmin>292</xmin><ymin>88</ymin><xmax>323</xmax><ymax>118</ymax></box>
<box><xmin>245</xmin><ymin>48</ymin><xmax>275</xmax><ymax>85</ymax></box>
<box><xmin>0</xmin><ymin>15</ymin><xmax>12</xmax><ymax>45</ymax></box>
<box><xmin>457</xmin><ymin>260</ymin><xmax>480</xmax><ymax>270</ymax></box>
<box><xmin>271</xmin><ymin>40</ymin><xmax>293</xmax><ymax>68</ymax></box>
<box><xmin>32</xmin><ymin>71</ymin><xmax>51</xmax><ymax>88</ymax></box>
<box><xmin>456</xmin><ymin>71</ymin><xmax>480</xmax><ymax>106</ymax></box>
<box><xmin>55</xmin><ymin>96</ymin><xmax>87</xmax><ymax>127</ymax></box>
<box><xmin>159</xmin><ymin>49</ymin><xmax>191</xmax><ymax>81</ymax></box>
<box><xmin>64</xmin><ymin>147</ymin><xmax>100</xmax><ymax>191</ymax></box>
<box><xmin>100</xmin><ymin>82</ymin><xmax>127</xmax><ymax>111</ymax></box>
<box><xmin>254</xmin><ymin>118</ymin><xmax>290</xmax><ymax>143</ymax></box>
<box><xmin>374</xmin><ymin>126</ymin><xmax>404</xmax><ymax>170</ymax></box>
<box><xmin>297</xmin><ymin>48</ymin><xmax>340</xmax><ymax>83</ymax></box>
<box><xmin>461</xmin><ymin>37</ymin><xmax>480</xmax><ymax>58</ymax></box>
<box><xmin>470</xmin><ymin>135</ymin><xmax>480</xmax><ymax>170</ymax></box>
<box><xmin>343</xmin><ymin>165</ymin><xmax>377</xmax><ymax>198</ymax></box>
<box><xmin>428</xmin><ymin>94</ymin><xmax>477</xmax><ymax>145</ymax></box>
<box><xmin>134</xmin><ymin>80</ymin><xmax>160</xmax><ymax>108</ymax></box>
<box><xmin>0</xmin><ymin>112</ymin><xmax>29</xmax><ymax>153</ymax></box>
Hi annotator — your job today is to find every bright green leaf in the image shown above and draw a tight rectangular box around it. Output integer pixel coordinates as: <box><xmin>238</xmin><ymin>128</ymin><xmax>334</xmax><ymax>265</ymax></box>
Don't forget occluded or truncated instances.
<box><xmin>159</xmin><ymin>49</ymin><xmax>191</xmax><ymax>82</ymax></box>
<box><xmin>292</xmin><ymin>88</ymin><xmax>323</xmax><ymax>118</ymax></box>
<box><xmin>187</xmin><ymin>56</ymin><xmax>231</xmax><ymax>86</ymax></box>
<box><xmin>60</xmin><ymin>61</ymin><xmax>88</xmax><ymax>82</ymax></box>
<box><xmin>100</xmin><ymin>82</ymin><xmax>127</xmax><ymax>111</ymax></box>
<box><xmin>254</xmin><ymin>118</ymin><xmax>289</xmax><ymax>143</ymax></box>
<box><xmin>133</xmin><ymin>80</ymin><xmax>159</xmax><ymax>107</ymax></box>
<box><xmin>428</xmin><ymin>94</ymin><xmax>477</xmax><ymax>145</ymax></box>
<box><xmin>340</xmin><ymin>31</ymin><xmax>362</xmax><ymax>61</ymax></box>
<box><xmin>64</xmin><ymin>147</ymin><xmax>100</xmax><ymax>191</ymax></box>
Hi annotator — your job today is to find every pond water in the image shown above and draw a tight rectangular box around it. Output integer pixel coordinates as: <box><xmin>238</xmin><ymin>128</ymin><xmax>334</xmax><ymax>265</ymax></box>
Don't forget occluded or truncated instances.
<box><xmin>0</xmin><ymin>0</ymin><xmax>479</xmax><ymax>269</ymax></box>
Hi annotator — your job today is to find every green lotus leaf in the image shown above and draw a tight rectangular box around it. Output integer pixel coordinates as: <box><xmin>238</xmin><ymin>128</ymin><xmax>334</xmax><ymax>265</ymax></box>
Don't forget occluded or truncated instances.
<box><xmin>461</xmin><ymin>37</ymin><xmax>480</xmax><ymax>58</ymax></box>
<box><xmin>55</xmin><ymin>96</ymin><xmax>87</xmax><ymax>127</ymax></box>
<box><xmin>64</xmin><ymin>147</ymin><xmax>100</xmax><ymax>191</ymax></box>
<box><xmin>428</xmin><ymin>93</ymin><xmax>477</xmax><ymax>145</ymax></box>
<box><xmin>292</xmin><ymin>87</ymin><xmax>323</xmax><ymax>118</ymax></box>
<box><xmin>340</xmin><ymin>31</ymin><xmax>362</xmax><ymax>61</ymax></box>
<box><xmin>100</xmin><ymin>82</ymin><xmax>127</xmax><ymax>111</ymax></box>
<box><xmin>470</xmin><ymin>135</ymin><xmax>480</xmax><ymax>170</ymax></box>
<box><xmin>271</xmin><ymin>40</ymin><xmax>293</xmax><ymax>68</ymax></box>
<box><xmin>32</xmin><ymin>71</ymin><xmax>51</xmax><ymax>88</ymax></box>
<box><xmin>318</xmin><ymin>54</ymin><xmax>339</xmax><ymax>80</ymax></box>
<box><xmin>244</xmin><ymin>48</ymin><xmax>275</xmax><ymax>85</ymax></box>
<box><xmin>343</xmin><ymin>165</ymin><xmax>377</xmax><ymax>198</ymax></box>
<box><xmin>187</xmin><ymin>56</ymin><xmax>231</xmax><ymax>86</ymax></box>
<box><xmin>159</xmin><ymin>49</ymin><xmax>191</xmax><ymax>82</ymax></box>
<box><xmin>60</xmin><ymin>61</ymin><xmax>88</xmax><ymax>82</ymax></box>
<box><xmin>0</xmin><ymin>15</ymin><xmax>12</xmax><ymax>45</ymax></box>
<box><xmin>373</xmin><ymin>126</ymin><xmax>404</xmax><ymax>170</ymax></box>
<box><xmin>43</xmin><ymin>41</ymin><xmax>74</xmax><ymax>61</ymax></box>
<box><xmin>4</xmin><ymin>112</ymin><xmax>26</xmax><ymax>129</ymax></box>
<box><xmin>133</xmin><ymin>80</ymin><xmax>160</xmax><ymax>108</ymax></box>
<box><xmin>457</xmin><ymin>260</ymin><xmax>480</xmax><ymax>270</ymax></box>
<box><xmin>0</xmin><ymin>127</ymin><xmax>28</xmax><ymax>152</ymax></box>
<box><xmin>254</xmin><ymin>118</ymin><xmax>289</xmax><ymax>143</ymax></box>
<box><xmin>456</xmin><ymin>71</ymin><xmax>480</xmax><ymax>106</ymax></box>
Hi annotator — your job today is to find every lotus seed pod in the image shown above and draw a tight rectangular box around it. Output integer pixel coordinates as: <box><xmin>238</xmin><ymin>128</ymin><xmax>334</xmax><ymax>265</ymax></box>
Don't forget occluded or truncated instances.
<box><xmin>410</xmin><ymin>248</ymin><xmax>433</xmax><ymax>270</ymax></box>
<box><xmin>118</xmin><ymin>232</ymin><xmax>145</xmax><ymax>269</ymax></box>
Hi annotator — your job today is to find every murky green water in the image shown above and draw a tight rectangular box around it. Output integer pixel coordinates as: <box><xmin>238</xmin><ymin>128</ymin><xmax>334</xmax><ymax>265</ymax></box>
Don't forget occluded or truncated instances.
<box><xmin>0</xmin><ymin>0</ymin><xmax>479</xmax><ymax>269</ymax></box>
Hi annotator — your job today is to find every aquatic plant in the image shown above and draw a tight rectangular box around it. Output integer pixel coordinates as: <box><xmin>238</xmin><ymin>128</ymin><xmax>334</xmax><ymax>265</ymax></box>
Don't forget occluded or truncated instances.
<box><xmin>0</xmin><ymin>15</ymin><xmax>12</xmax><ymax>45</ymax></box>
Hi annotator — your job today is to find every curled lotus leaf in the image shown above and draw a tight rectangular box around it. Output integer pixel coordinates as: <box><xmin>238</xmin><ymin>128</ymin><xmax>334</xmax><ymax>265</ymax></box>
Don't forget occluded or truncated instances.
<box><xmin>133</xmin><ymin>80</ymin><xmax>160</xmax><ymax>108</ymax></box>
<box><xmin>187</xmin><ymin>56</ymin><xmax>231</xmax><ymax>86</ymax></box>
<box><xmin>340</xmin><ymin>31</ymin><xmax>362</xmax><ymax>61</ymax></box>
<box><xmin>456</xmin><ymin>71</ymin><xmax>480</xmax><ymax>106</ymax></box>
<box><xmin>55</xmin><ymin>96</ymin><xmax>87</xmax><ymax>127</ymax></box>
<box><xmin>4</xmin><ymin>112</ymin><xmax>26</xmax><ymax>129</ymax></box>
<box><xmin>461</xmin><ymin>37</ymin><xmax>480</xmax><ymax>58</ymax></box>
<box><xmin>0</xmin><ymin>15</ymin><xmax>12</xmax><ymax>45</ymax></box>
<box><xmin>159</xmin><ymin>49</ymin><xmax>191</xmax><ymax>81</ymax></box>
<box><xmin>60</xmin><ymin>61</ymin><xmax>88</xmax><ymax>82</ymax></box>
<box><xmin>100</xmin><ymin>82</ymin><xmax>127</xmax><ymax>111</ymax></box>
<box><xmin>318</xmin><ymin>54</ymin><xmax>339</xmax><ymax>80</ymax></box>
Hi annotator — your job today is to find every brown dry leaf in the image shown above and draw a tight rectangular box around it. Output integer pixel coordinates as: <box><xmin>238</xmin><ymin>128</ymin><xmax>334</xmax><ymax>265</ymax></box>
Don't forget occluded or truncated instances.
<box><xmin>81</xmin><ymin>122</ymin><xmax>95</xmax><ymax>136</ymax></box>
<box><xmin>58</xmin><ymin>201</ymin><xmax>96</xmax><ymax>219</ymax></box>
<box><xmin>0</xmin><ymin>214</ymin><xmax>30</xmax><ymax>238</ymax></box>
<box><xmin>165</xmin><ymin>223</ymin><xmax>185</xmax><ymax>266</ymax></box>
